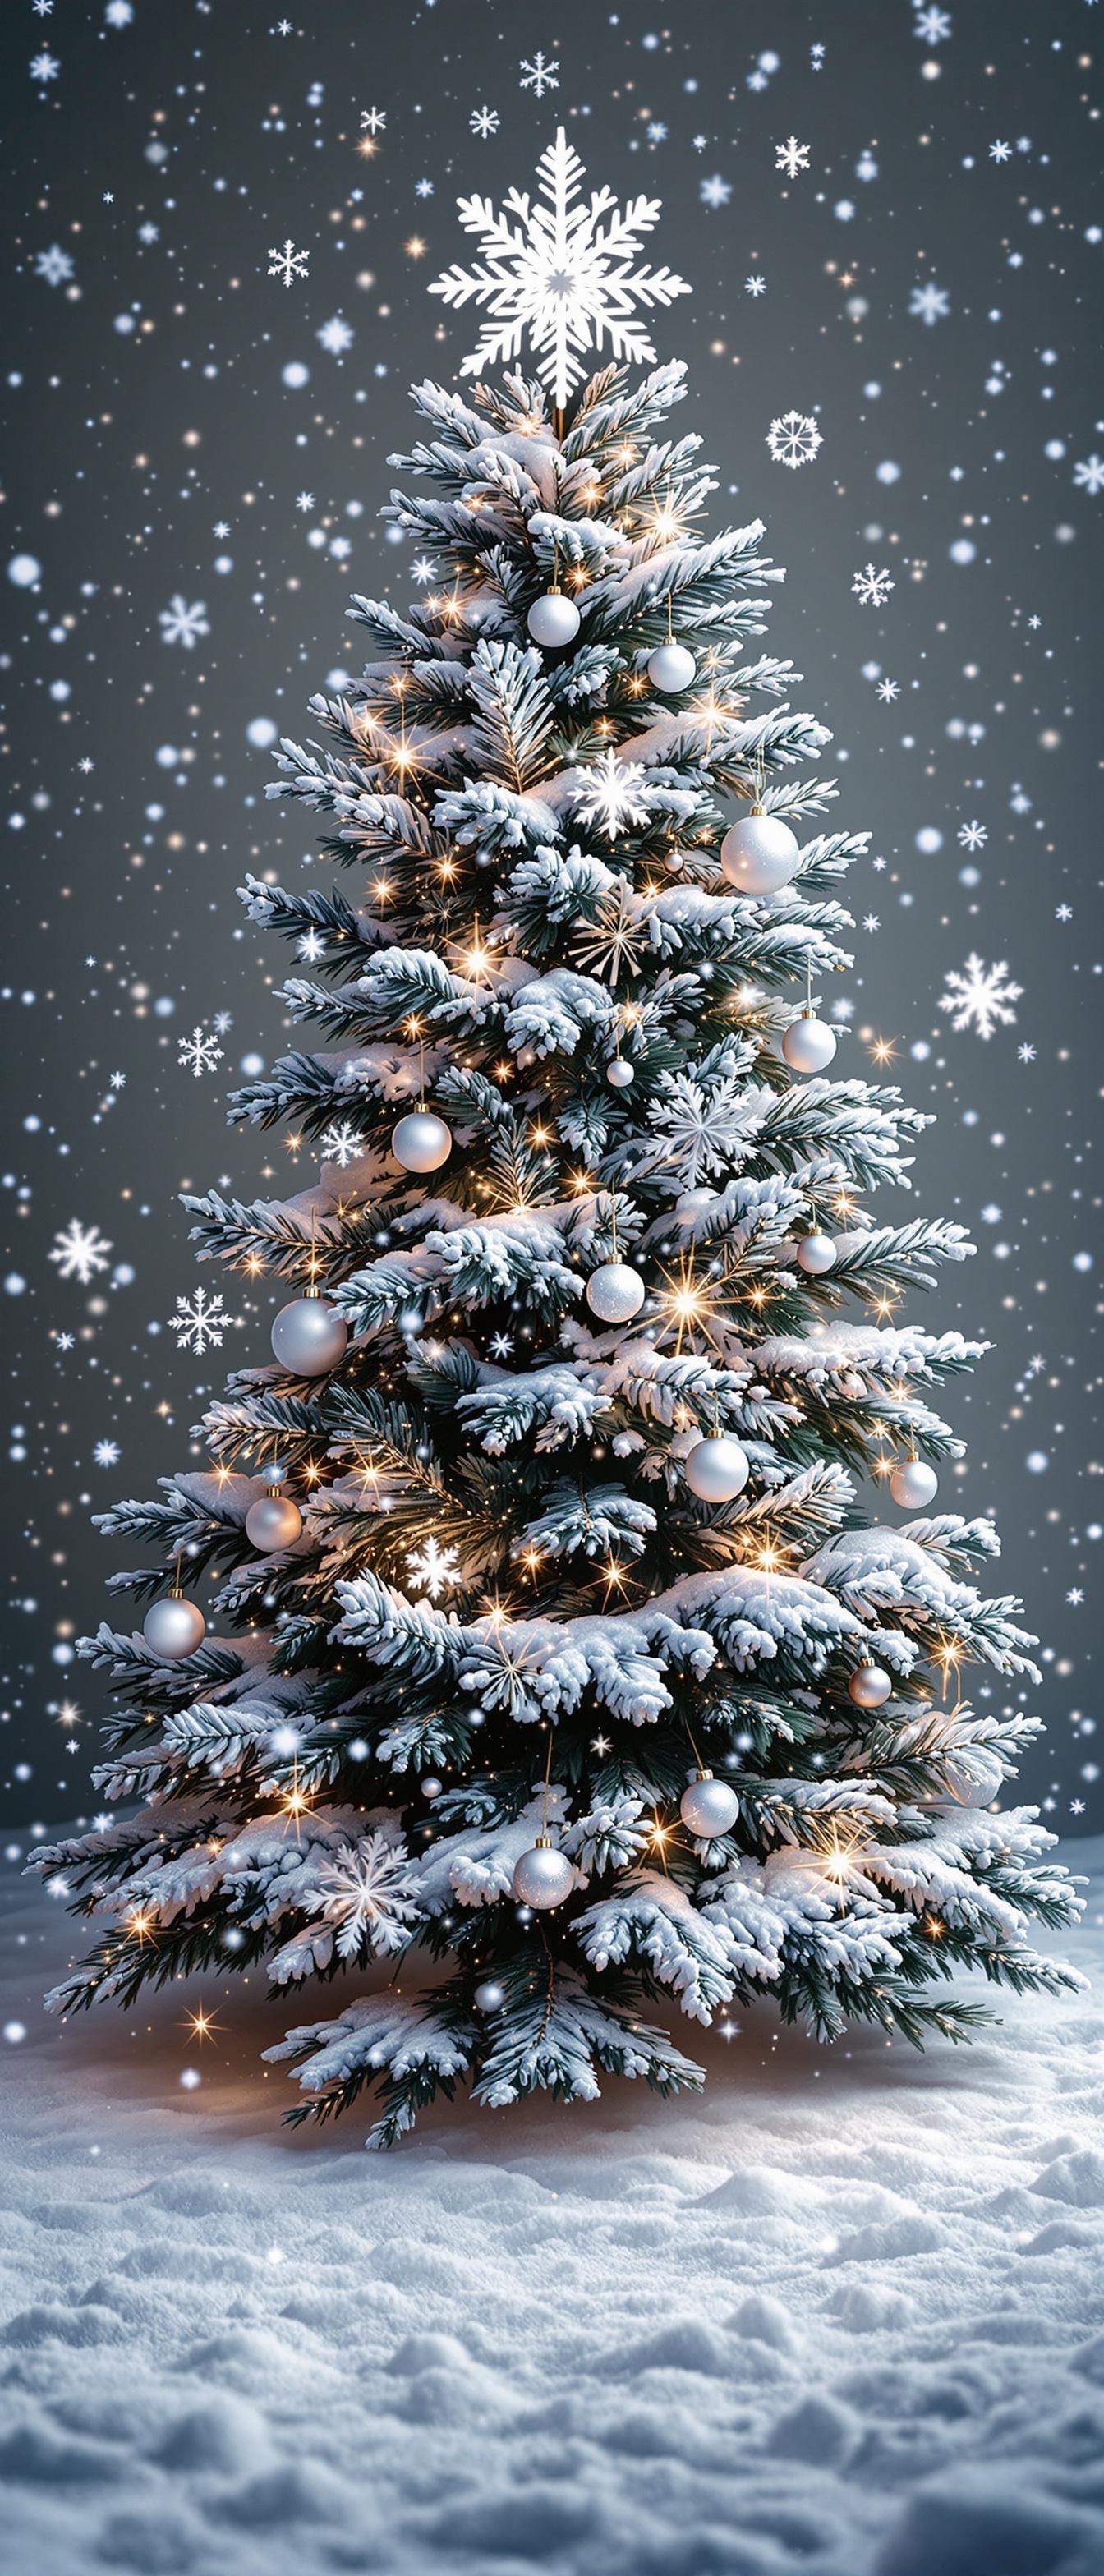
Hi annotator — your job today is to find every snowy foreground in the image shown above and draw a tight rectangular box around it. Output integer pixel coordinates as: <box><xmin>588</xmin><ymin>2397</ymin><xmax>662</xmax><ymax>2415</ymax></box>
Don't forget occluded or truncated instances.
<box><xmin>2</xmin><ymin>1842</ymin><xmax>1103</xmax><ymax>2576</ymax></box>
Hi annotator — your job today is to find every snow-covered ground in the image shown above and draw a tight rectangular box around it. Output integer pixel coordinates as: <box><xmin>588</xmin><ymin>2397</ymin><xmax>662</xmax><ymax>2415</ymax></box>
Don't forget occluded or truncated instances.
<box><xmin>2</xmin><ymin>1840</ymin><xmax>1103</xmax><ymax>2576</ymax></box>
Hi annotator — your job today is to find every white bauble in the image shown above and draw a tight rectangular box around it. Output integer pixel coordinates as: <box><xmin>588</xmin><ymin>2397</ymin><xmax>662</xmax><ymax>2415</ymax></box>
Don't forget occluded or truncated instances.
<box><xmin>647</xmin><ymin>640</ymin><xmax>697</xmax><ymax>693</ymax></box>
<box><xmin>527</xmin><ymin>591</ymin><xmax>581</xmax><ymax>648</ymax></box>
<box><xmin>782</xmin><ymin>1014</ymin><xmax>837</xmax><ymax>1074</ymax></box>
<box><xmin>679</xmin><ymin>1773</ymin><xmax>740</xmax><ymax>1838</ymax></box>
<box><xmin>245</xmin><ymin>1492</ymin><xmax>303</xmax><ymax>1552</ymax></box>
<box><xmin>586</xmin><ymin>1261</ymin><xmax>646</xmax><ymax>1324</ymax></box>
<box><xmin>720</xmin><ymin>809</ymin><xmax>802</xmax><ymax>896</ymax></box>
<box><xmin>848</xmin><ymin>1662</ymin><xmax>892</xmax><ymax>1709</ymax></box>
<box><xmin>664</xmin><ymin>849</ymin><xmax>685</xmax><ymax>874</ymax></box>
<box><xmin>421</xmin><ymin>1776</ymin><xmax>443</xmax><ymax>1801</ymax></box>
<box><xmin>890</xmin><ymin>1459</ymin><xmax>939</xmax><ymax>1509</ymax></box>
<box><xmin>606</xmin><ymin>1057</ymin><xmax>635</xmax><ymax>1088</ymax></box>
<box><xmin>796</xmin><ymin>1232</ymin><xmax>838</xmax><ymax>1276</ymax></box>
<box><xmin>473</xmin><ymin>1979</ymin><xmax>505</xmax><ymax>2013</ymax></box>
<box><xmin>512</xmin><ymin>1841</ymin><xmax>576</xmax><ymax>1909</ymax></box>
<box><xmin>392</xmin><ymin>1109</ymin><xmax>452</xmax><ymax>1173</ymax></box>
<box><xmin>271</xmin><ymin>1295</ymin><xmax>348</xmax><ymax>1375</ymax></box>
<box><xmin>143</xmin><ymin>1593</ymin><xmax>206</xmax><ymax>1660</ymax></box>
<box><xmin>683</xmin><ymin>1434</ymin><xmax>750</xmax><ymax>1502</ymax></box>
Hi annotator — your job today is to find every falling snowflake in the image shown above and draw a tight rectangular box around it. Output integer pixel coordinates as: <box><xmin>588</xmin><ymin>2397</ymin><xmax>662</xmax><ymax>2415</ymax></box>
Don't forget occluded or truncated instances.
<box><xmin>169</xmin><ymin>1286</ymin><xmax>229</xmax><ymax>1355</ymax></box>
<box><xmin>407</xmin><ymin>1537</ymin><xmax>462</xmax><ymax>1598</ymax></box>
<box><xmin>876</xmin><ymin>678</ymin><xmax>900</xmax><ymax>702</ymax></box>
<box><xmin>909</xmin><ymin>281</ymin><xmax>950</xmax><ymax>326</ymax></box>
<box><xmin>957</xmin><ymin>819</ymin><xmax>987</xmax><ymax>849</ymax></box>
<box><xmin>938</xmin><ymin>954</ymin><xmax>1023</xmax><ymax>1040</ymax></box>
<box><xmin>852</xmin><ymin>564</ymin><xmax>895</xmax><ymax>606</ymax></box>
<box><xmin>159</xmin><ymin>595</ymin><xmax>209</xmax><ymax>649</ymax></box>
<box><xmin>990</xmin><ymin>139</ymin><xmax>1012</xmax><ymax>163</ymax></box>
<box><xmin>572</xmin><ymin>880</ymin><xmax>648</xmax><ymax>984</ymax></box>
<box><xmin>572</xmin><ymin>747</ymin><xmax>651</xmax><ymax>843</ymax></box>
<box><xmin>1073</xmin><ymin>454</ymin><xmax>1104</xmax><ymax>495</ymax></box>
<box><xmin>30</xmin><ymin>48</ymin><xmax>60</xmax><ymax>83</ymax></box>
<box><xmin>317</xmin><ymin>315</ymin><xmax>354</xmax><ymax>355</ymax></box>
<box><xmin>518</xmin><ymin>52</ymin><xmax>559</xmax><ymax>97</ymax></box>
<box><xmin>430</xmin><ymin>126</ymin><xmax>690</xmax><ymax>409</ymax></box>
<box><xmin>267</xmin><ymin>238</ymin><xmax>309</xmax><ymax>288</ymax></box>
<box><xmin>177</xmin><ymin>1024</ymin><xmax>224</xmax><ymax>1079</ymax></box>
<box><xmin>775</xmin><ymin>136</ymin><xmax>811</xmax><ymax>177</ymax></box>
<box><xmin>49</xmin><ymin>1219</ymin><xmax>113</xmax><ymax>1284</ymax></box>
<box><xmin>34</xmin><ymin>244</ymin><xmax>74</xmax><ymax>286</ymax></box>
<box><xmin>913</xmin><ymin>6</ymin><xmax>952</xmax><ymax>39</ymax></box>
<box><xmin>94</xmin><ymin>1439</ymin><xmax>121</xmax><ymax>1468</ymax></box>
<box><xmin>649</xmin><ymin>1070</ymin><xmax>760</xmax><ymax>1189</ymax></box>
<box><xmin>744</xmin><ymin>273</ymin><xmax>767</xmax><ymax>297</ymax></box>
<box><xmin>470</xmin><ymin>106</ymin><xmax>499</xmax><ymax>138</ymax></box>
<box><xmin>320</xmin><ymin>1120</ymin><xmax>366</xmax><ymax>1169</ymax></box>
<box><xmin>360</xmin><ymin>106</ymin><xmax>386</xmax><ymax>136</ymax></box>
<box><xmin>700</xmin><ymin>176</ymin><xmax>732</xmax><ymax>209</ymax></box>
<box><xmin>766</xmin><ymin>410</ymin><xmax>823</xmax><ymax>471</ymax></box>
<box><xmin>310</xmin><ymin>1832</ymin><xmax>421</xmax><ymax>1959</ymax></box>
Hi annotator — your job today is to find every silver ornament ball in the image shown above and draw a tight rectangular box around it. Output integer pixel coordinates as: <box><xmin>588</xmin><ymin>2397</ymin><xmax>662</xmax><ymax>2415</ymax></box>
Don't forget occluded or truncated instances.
<box><xmin>890</xmin><ymin>1459</ymin><xmax>939</xmax><ymax>1510</ymax></box>
<box><xmin>848</xmin><ymin>1662</ymin><xmax>892</xmax><ymax>1709</ymax></box>
<box><xmin>473</xmin><ymin>1979</ymin><xmax>506</xmax><ymax>2013</ymax></box>
<box><xmin>782</xmin><ymin>1014</ymin><xmax>837</xmax><ymax>1074</ymax></box>
<box><xmin>245</xmin><ymin>1492</ymin><xmax>303</xmax><ymax>1552</ymax></box>
<box><xmin>526</xmin><ymin>590</ymin><xmax>581</xmax><ymax>648</ymax></box>
<box><xmin>647</xmin><ymin>640</ymin><xmax>697</xmax><ymax>693</ymax></box>
<box><xmin>586</xmin><ymin>1260</ymin><xmax>646</xmax><ymax>1324</ymax></box>
<box><xmin>720</xmin><ymin>809</ymin><xmax>802</xmax><ymax>896</ymax></box>
<box><xmin>679</xmin><ymin>1773</ymin><xmax>740</xmax><ymax>1839</ymax></box>
<box><xmin>143</xmin><ymin>1592</ymin><xmax>206</xmax><ymax>1661</ymax></box>
<box><xmin>796</xmin><ymin>1232</ymin><xmax>838</xmax><ymax>1276</ymax></box>
<box><xmin>391</xmin><ymin>1109</ymin><xmax>453</xmax><ymax>1173</ymax></box>
<box><xmin>271</xmin><ymin>1295</ymin><xmax>348</xmax><ymax>1376</ymax></box>
<box><xmin>512</xmin><ymin>1840</ymin><xmax>576</xmax><ymax>1910</ymax></box>
<box><xmin>683</xmin><ymin>1433</ymin><xmax>750</xmax><ymax>1502</ymax></box>
<box><xmin>606</xmin><ymin>1057</ymin><xmax>635</xmax><ymax>1088</ymax></box>
<box><xmin>421</xmin><ymin>1777</ymin><xmax>443</xmax><ymax>1801</ymax></box>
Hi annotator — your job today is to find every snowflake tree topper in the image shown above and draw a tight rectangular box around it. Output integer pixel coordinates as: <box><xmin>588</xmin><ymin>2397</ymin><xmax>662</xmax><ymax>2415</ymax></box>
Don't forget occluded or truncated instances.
<box><xmin>429</xmin><ymin>126</ymin><xmax>691</xmax><ymax>410</ymax></box>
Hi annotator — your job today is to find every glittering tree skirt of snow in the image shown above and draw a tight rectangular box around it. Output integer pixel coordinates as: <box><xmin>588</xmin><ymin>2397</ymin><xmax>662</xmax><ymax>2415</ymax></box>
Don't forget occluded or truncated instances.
<box><xmin>2</xmin><ymin>1845</ymin><xmax>1103</xmax><ymax>2576</ymax></box>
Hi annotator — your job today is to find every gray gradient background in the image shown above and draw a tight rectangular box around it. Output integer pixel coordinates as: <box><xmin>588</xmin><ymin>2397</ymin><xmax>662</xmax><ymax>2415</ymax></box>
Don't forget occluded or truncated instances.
<box><xmin>2</xmin><ymin>0</ymin><xmax>1100</xmax><ymax>1838</ymax></box>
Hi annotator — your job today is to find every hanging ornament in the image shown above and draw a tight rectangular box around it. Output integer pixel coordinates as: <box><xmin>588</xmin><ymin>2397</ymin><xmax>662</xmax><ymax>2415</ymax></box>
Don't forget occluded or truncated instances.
<box><xmin>586</xmin><ymin>1261</ymin><xmax>646</xmax><ymax>1323</ymax></box>
<box><xmin>245</xmin><ymin>1474</ymin><xmax>303</xmax><ymax>1552</ymax></box>
<box><xmin>421</xmin><ymin>1777</ymin><xmax>443</xmax><ymax>1801</ymax></box>
<box><xmin>796</xmin><ymin>1231</ymin><xmax>838</xmax><ymax>1276</ymax></box>
<box><xmin>473</xmin><ymin>1978</ymin><xmax>506</xmax><ymax>2013</ymax></box>
<box><xmin>683</xmin><ymin>1434</ymin><xmax>750</xmax><ymax>1502</ymax></box>
<box><xmin>664</xmin><ymin>849</ymin><xmax>685</xmax><ymax>875</ymax></box>
<box><xmin>647</xmin><ymin>640</ymin><xmax>697</xmax><ymax>693</ymax></box>
<box><xmin>527</xmin><ymin>590</ymin><xmax>581</xmax><ymax>648</ymax></box>
<box><xmin>143</xmin><ymin>1586</ymin><xmax>206</xmax><ymax>1661</ymax></box>
<box><xmin>606</xmin><ymin>1056</ymin><xmax>635</xmax><ymax>1088</ymax></box>
<box><xmin>890</xmin><ymin>1458</ymin><xmax>939</xmax><ymax>1509</ymax></box>
<box><xmin>512</xmin><ymin>1837</ymin><xmax>576</xmax><ymax>1909</ymax></box>
<box><xmin>679</xmin><ymin>1771</ymin><xmax>740</xmax><ymax>1838</ymax></box>
<box><xmin>782</xmin><ymin>1012</ymin><xmax>837</xmax><ymax>1074</ymax></box>
<box><xmin>848</xmin><ymin>1661</ymin><xmax>892</xmax><ymax>1709</ymax></box>
<box><xmin>720</xmin><ymin>806</ymin><xmax>802</xmax><ymax>897</ymax></box>
<box><xmin>271</xmin><ymin>1294</ymin><xmax>348</xmax><ymax>1376</ymax></box>
<box><xmin>392</xmin><ymin>1108</ymin><xmax>453</xmax><ymax>1173</ymax></box>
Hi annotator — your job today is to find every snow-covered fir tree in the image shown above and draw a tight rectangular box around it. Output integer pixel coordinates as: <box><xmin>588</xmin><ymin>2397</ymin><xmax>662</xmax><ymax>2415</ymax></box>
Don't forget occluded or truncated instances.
<box><xmin>38</xmin><ymin>137</ymin><xmax>1080</xmax><ymax>2147</ymax></box>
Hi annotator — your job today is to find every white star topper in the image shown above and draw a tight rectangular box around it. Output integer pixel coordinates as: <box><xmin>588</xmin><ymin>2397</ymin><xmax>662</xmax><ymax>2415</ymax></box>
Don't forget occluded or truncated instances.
<box><xmin>430</xmin><ymin>127</ymin><xmax>691</xmax><ymax>410</ymax></box>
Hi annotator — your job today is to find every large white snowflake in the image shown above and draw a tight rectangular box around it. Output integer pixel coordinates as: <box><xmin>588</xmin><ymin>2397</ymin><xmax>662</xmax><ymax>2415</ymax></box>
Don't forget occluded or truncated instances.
<box><xmin>49</xmin><ymin>1220</ymin><xmax>113</xmax><ymax>1284</ymax></box>
<box><xmin>775</xmin><ymin>136</ymin><xmax>811</xmax><ymax>177</ymax></box>
<box><xmin>938</xmin><ymin>954</ymin><xmax>1023</xmax><ymax>1040</ymax></box>
<box><xmin>169</xmin><ymin>1286</ymin><xmax>228</xmax><ymax>1355</ymax></box>
<box><xmin>268</xmin><ymin>238</ymin><xmax>309</xmax><ymax>288</ymax></box>
<box><xmin>649</xmin><ymin>1070</ymin><xmax>760</xmax><ymax>1188</ymax></box>
<box><xmin>429</xmin><ymin>126</ymin><xmax>691</xmax><ymax>408</ymax></box>
<box><xmin>572</xmin><ymin>747</ymin><xmax>651</xmax><ymax>842</ymax></box>
<box><xmin>766</xmin><ymin>410</ymin><xmax>823</xmax><ymax>471</ymax></box>
<box><xmin>852</xmin><ymin>563</ymin><xmax>895</xmax><ymax>606</ymax></box>
<box><xmin>909</xmin><ymin>281</ymin><xmax>950</xmax><ymax>326</ymax></box>
<box><xmin>159</xmin><ymin>595</ymin><xmax>209</xmax><ymax>649</ymax></box>
<box><xmin>310</xmin><ymin>1832</ymin><xmax>421</xmax><ymax>1960</ymax></box>
<box><xmin>407</xmin><ymin>1537</ymin><xmax>462</xmax><ymax>1598</ymax></box>
<box><xmin>177</xmin><ymin>1024</ymin><xmax>224</xmax><ymax>1078</ymax></box>
<box><xmin>320</xmin><ymin>1119</ymin><xmax>366</xmax><ymax>1169</ymax></box>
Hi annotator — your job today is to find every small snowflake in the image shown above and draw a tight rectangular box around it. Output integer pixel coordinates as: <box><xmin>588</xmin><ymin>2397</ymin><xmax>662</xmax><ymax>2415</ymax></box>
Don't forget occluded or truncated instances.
<box><xmin>360</xmin><ymin>107</ymin><xmax>386</xmax><ymax>136</ymax></box>
<box><xmin>410</xmin><ymin>554</ymin><xmax>439</xmax><ymax>585</ymax></box>
<box><xmin>104</xmin><ymin>1</ymin><xmax>134</xmax><ymax>23</ymax></box>
<box><xmin>876</xmin><ymin>678</ymin><xmax>899</xmax><ymax>702</ymax></box>
<box><xmin>914</xmin><ymin>6</ymin><xmax>952</xmax><ymax>40</ymax></box>
<box><xmin>177</xmin><ymin>1024</ymin><xmax>224</xmax><ymax>1079</ymax></box>
<box><xmin>744</xmin><ymin>272</ymin><xmax>767</xmax><ymax>297</ymax></box>
<box><xmin>990</xmin><ymin>140</ymin><xmax>1012</xmax><ymax>163</ymax></box>
<box><xmin>909</xmin><ymin>281</ymin><xmax>950</xmax><ymax>326</ymax></box>
<box><xmin>268</xmin><ymin>238</ymin><xmax>309</xmax><ymax>288</ymax></box>
<box><xmin>159</xmin><ymin>595</ymin><xmax>209</xmax><ymax>649</ymax></box>
<box><xmin>312</xmin><ymin>1832</ymin><xmax>421</xmax><ymax>1959</ymax></box>
<box><xmin>54</xmin><ymin>1332</ymin><xmax>75</xmax><ymax>1352</ymax></box>
<box><xmin>572</xmin><ymin>747</ymin><xmax>651</xmax><ymax>842</ymax></box>
<box><xmin>415</xmin><ymin>179</ymin><xmax>435</xmax><ymax>199</ymax></box>
<box><xmin>766</xmin><ymin>410</ymin><xmax>822</xmax><ymax>470</ymax></box>
<box><xmin>470</xmin><ymin>106</ymin><xmax>499</xmax><ymax>138</ymax></box>
<box><xmin>487</xmin><ymin>1332</ymin><xmax>515</xmax><ymax>1361</ymax></box>
<box><xmin>1073</xmin><ymin>453</ymin><xmax>1104</xmax><ymax>494</ymax></box>
<box><xmin>700</xmin><ymin>175</ymin><xmax>732</xmax><ymax>208</ymax></box>
<box><xmin>775</xmin><ymin>136</ymin><xmax>811</xmax><ymax>177</ymax></box>
<box><xmin>49</xmin><ymin>1219</ymin><xmax>113</xmax><ymax>1284</ymax></box>
<box><xmin>1017</xmin><ymin>1043</ymin><xmax>1036</xmax><ymax>1062</ymax></box>
<box><xmin>519</xmin><ymin>52</ymin><xmax>559</xmax><ymax>97</ymax></box>
<box><xmin>94</xmin><ymin>1439</ymin><xmax>121</xmax><ymax>1468</ymax></box>
<box><xmin>938</xmin><ymin>954</ymin><xmax>1023</xmax><ymax>1040</ymax></box>
<box><xmin>30</xmin><ymin>48</ymin><xmax>61</xmax><ymax>83</ymax></box>
<box><xmin>169</xmin><ymin>1286</ymin><xmax>229</xmax><ymax>1355</ymax></box>
<box><xmin>407</xmin><ymin>1537</ymin><xmax>462</xmax><ymax>1598</ymax></box>
<box><xmin>320</xmin><ymin>1120</ymin><xmax>365</xmax><ymax>1169</ymax></box>
<box><xmin>957</xmin><ymin>820</ymin><xmax>987</xmax><ymax>849</ymax></box>
<box><xmin>34</xmin><ymin>244</ymin><xmax>74</xmax><ymax>287</ymax></box>
<box><xmin>852</xmin><ymin>563</ymin><xmax>895</xmax><ymax>606</ymax></box>
<box><xmin>317</xmin><ymin>315</ymin><xmax>354</xmax><ymax>355</ymax></box>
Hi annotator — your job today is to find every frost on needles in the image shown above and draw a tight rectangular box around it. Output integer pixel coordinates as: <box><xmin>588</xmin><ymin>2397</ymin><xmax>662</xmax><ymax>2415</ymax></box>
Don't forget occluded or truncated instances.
<box><xmin>37</xmin><ymin>359</ymin><xmax>1082</xmax><ymax>2149</ymax></box>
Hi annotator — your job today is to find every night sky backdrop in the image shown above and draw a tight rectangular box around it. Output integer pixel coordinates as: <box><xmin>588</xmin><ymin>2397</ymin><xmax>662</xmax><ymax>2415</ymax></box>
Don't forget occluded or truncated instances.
<box><xmin>2</xmin><ymin>0</ymin><xmax>1101</xmax><ymax>1844</ymax></box>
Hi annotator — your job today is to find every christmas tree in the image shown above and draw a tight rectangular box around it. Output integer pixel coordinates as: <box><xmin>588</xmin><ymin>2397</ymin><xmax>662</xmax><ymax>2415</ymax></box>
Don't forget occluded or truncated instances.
<box><xmin>39</xmin><ymin>135</ymin><xmax>1079</xmax><ymax>2147</ymax></box>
